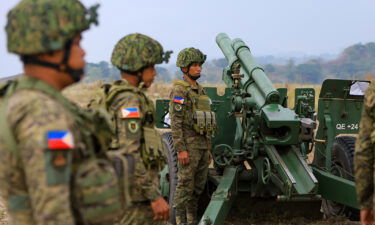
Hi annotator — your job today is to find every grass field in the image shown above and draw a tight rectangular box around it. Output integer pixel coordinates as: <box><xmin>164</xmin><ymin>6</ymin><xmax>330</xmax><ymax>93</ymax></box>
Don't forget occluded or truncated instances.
<box><xmin>62</xmin><ymin>81</ymin><xmax>322</xmax><ymax>108</ymax></box>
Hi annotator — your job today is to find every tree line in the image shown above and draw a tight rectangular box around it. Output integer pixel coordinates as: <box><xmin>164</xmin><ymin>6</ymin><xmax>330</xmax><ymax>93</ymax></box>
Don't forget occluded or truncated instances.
<box><xmin>84</xmin><ymin>42</ymin><xmax>375</xmax><ymax>84</ymax></box>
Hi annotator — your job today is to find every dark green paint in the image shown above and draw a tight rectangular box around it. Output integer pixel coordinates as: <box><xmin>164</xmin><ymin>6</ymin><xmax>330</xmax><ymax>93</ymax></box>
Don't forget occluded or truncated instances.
<box><xmin>313</xmin><ymin>167</ymin><xmax>358</xmax><ymax>208</ymax></box>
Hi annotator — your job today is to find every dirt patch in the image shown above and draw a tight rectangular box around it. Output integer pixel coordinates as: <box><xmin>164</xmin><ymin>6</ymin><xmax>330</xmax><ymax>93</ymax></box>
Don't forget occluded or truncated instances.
<box><xmin>222</xmin><ymin>197</ymin><xmax>359</xmax><ymax>225</ymax></box>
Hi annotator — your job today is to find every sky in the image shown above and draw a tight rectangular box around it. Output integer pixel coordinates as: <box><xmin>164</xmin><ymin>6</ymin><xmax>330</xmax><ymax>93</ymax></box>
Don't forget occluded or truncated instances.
<box><xmin>0</xmin><ymin>0</ymin><xmax>374</xmax><ymax>77</ymax></box>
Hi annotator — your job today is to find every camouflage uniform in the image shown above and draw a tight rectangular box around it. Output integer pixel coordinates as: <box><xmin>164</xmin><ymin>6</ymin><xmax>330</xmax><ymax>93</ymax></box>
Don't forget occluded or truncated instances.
<box><xmin>99</xmin><ymin>33</ymin><xmax>171</xmax><ymax>225</ymax></box>
<box><xmin>0</xmin><ymin>77</ymin><xmax>124</xmax><ymax>225</ymax></box>
<box><xmin>0</xmin><ymin>1</ymin><xmax>125</xmax><ymax>224</ymax></box>
<box><xmin>355</xmin><ymin>81</ymin><xmax>375</xmax><ymax>210</ymax></box>
<box><xmin>105</xmin><ymin>79</ymin><xmax>163</xmax><ymax>225</ymax></box>
<box><xmin>171</xmin><ymin>48</ymin><xmax>214</xmax><ymax>225</ymax></box>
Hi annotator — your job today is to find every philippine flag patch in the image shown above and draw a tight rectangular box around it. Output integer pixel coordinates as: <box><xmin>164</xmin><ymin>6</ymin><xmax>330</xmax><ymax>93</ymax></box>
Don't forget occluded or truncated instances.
<box><xmin>122</xmin><ymin>107</ymin><xmax>141</xmax><ymax>118</ymax></box>
<box><xmin>47</xmin><ymin>131</ymin><xmax>74</xmax><ymax>150</ymax></box>
<box><xmin>173</xmin><ymin>97</ymin><xmax>184</xmax><ymax>104</ymax></box>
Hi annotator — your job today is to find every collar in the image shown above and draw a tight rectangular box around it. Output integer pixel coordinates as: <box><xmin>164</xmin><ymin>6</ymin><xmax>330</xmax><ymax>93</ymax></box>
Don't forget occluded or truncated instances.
<box><xmin>113</xmin><ymin>79</ymin><xmax>146</xmax><ymax>92</ymax></box>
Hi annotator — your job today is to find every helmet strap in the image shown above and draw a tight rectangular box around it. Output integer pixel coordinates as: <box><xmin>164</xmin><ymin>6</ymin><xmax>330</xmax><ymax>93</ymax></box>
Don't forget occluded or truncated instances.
<box><xmin>181</xmin><ymin>66</ymin><xmax>200</xmax><ymax>81</ymax></box>
<box><xmin>61</xmin><ymin>40</ymin><xmax>83</xmax><ymax>82</ymax></box>
<box><xmin>21</xmin><ymin>40</ymin><xmax>83</xmax><ymax>82</ymax></box>
<box><xmin>121</xmin><ymin>68</ymin><xmax>145</xmax><ymax>87</ymax></box>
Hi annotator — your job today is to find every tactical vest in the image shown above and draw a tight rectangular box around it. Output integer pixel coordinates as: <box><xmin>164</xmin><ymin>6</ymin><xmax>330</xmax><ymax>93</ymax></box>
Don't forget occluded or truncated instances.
<box><xmin>88</xmin><ymin>80</ymin><xmax>165</xmax><ymax>170</ymax></box>
<box><xmin>173</xmin><ymin>80</ymin><xmax>217</xmax><ymax>136</ymax></box>
<box><xmin>0</xmin><ymin>77</ymin><xmax>124</xmax><ymax>225</ymax></box>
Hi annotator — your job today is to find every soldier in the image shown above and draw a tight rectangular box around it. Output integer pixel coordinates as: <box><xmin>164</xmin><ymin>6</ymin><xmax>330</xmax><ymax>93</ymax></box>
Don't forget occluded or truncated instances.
<box><xmin>0</xmin><ymin>0</ymin><xmax>126</xmax><ymax>225</ymax></box>
<box><xmin>90</xmin><ymin>33</ymin><xmax>171</xmax><ymax>225</ymax></box>
<box><xmin>355</xmin><ymin>81</ymin><xmax>375</xmax><ymax>225</ymax></box>
<box><xmin>170</xmin><ymin>48</ymin><xmax>216</xmax><ymax>225</ymax></box>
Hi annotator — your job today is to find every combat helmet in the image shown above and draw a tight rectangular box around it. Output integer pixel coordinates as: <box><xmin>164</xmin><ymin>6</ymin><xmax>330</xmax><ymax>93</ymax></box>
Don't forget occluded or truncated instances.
<box><xmin>111</xmin><ymin>33</ymin><xmax>172</xmax><ymax>72</ymax></box>
<box><xmin>176</xmin><ymin>47</ymin><xmax>206</xmax><ymax>68</ymax></box>
<box><xmin>6</xmin><ymin>0</ymin><xmax>99</xmax><ymax>81</ymax></box>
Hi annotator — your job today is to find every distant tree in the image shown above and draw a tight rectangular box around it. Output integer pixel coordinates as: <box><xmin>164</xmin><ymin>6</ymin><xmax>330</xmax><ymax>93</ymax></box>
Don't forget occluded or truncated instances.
<box><xmin>155</xmin><ymin>66</ymin><xmax>172</xmax><ymax>82</ymax></box>
<box><xmin>264</xmin><ymin>64</ymin><xmax>275</xmax><ymax>73</ymax></box>
<box><xmin>81</xmin><ymin>42</ymin><xmax>375</xmax><ymax>84</ymax></box>
<box><xmin>212</xmin><ymin>58</ymin><xmax>228</xmax><ymax>68</ymax></box>
<box><xmin>296</xmin><ymin>62</ymin><xmax>323</xmax><ymax>84</ymax></box>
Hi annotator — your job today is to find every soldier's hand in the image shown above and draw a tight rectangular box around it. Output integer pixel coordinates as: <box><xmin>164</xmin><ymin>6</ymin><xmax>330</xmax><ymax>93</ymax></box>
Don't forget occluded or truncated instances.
<box><xmin>178</xmin><ymin>150</ymin><xmax>190</xmax><ymax>165</ymax></box>
<box><xmin>208</xmin><ymin>151</ymin><xmax>213</xmax><ymax>162</ymax></box>
<box><xmin>360</xmin><ymin>209</ymin><xmax>374</xmax><ymax>225</ymax></box>
<box><xmin>151</xmin><ymin>196</ymin><xmax>170</xmax><ymax>221</ymax></box>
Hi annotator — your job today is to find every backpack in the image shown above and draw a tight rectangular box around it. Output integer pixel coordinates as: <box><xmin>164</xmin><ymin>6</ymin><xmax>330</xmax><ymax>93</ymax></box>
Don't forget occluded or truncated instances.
<box><xmin>88</xmin><ymin>81</ymin><xmax>165</xmax><ymax>169</ymax></box>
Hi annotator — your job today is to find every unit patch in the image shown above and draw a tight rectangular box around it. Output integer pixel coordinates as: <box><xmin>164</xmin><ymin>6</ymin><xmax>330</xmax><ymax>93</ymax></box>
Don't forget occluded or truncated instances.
<box><xmin>122</xmin><ymin>107</ymin><xmax>140</xmax><ymax>118</ymax></box>
<box><xmin>127</xmin><ymin>120</ymin><xmax>140</xmax><ymax>134</ymax></box>
<box><xmin>174</xmin><ymin>103</ymin><xmax>183</xmax><ymax>112</ymax></box>
<box><xmin>53</xmin><ymin>152</ymin><xmax>67</xmax><ymax>167</ymax></box>
<box><xmin>173</xmin><ymin>96</ymin><xmax>184</xmax><ymax>104</ymax></box>
<box><xmin>47</xmin><ymin>131</ymin><xmax>74</xmax><ymax>150</ymax></box>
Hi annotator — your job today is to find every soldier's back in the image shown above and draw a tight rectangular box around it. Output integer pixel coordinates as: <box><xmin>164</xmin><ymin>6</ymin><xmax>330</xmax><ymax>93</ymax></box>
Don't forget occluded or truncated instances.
<box><xmin>0</xmin><ymin>77</ymin><xmax>124</xmax><ymax>225</ymax></box>
<box><xmin>0</xmin><ymin>86</ymin><xmax>78</xmax><ymax>224</ymax></box>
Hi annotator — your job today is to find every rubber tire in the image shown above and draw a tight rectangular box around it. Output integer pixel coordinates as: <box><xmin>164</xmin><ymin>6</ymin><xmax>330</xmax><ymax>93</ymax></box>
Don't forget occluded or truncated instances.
<box><xmin>161</xmin><ymin>132</ymin><xmax>178</xmax><ymax>225</ymax></box>
<box><xmin>321</xmin><ymin>136</ymin><xmax>359</xmax><ymax>221</ymax></box>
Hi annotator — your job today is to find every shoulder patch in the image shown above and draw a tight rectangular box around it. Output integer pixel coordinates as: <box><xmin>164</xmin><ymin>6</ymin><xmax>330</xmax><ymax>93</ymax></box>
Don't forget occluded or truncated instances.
<box><xmin>127</xmin><ymin>120</ymin><xmax>140</xmax><ymax>134</ymax></box>
<box><xmin>173</xmin><ymin>97</ymin><xmax>185</xmax><ymax>104</ymax></box>
<box><xmin>121</xmin><ymin>107</ymin><xmax>140</xmax><ymax>118</ymax></box>
<box><xmin>174</xmin><ymin>104</ymin><xmax>183</xmax><ymax>112</ymax></box>
<box><xmin>47</xmin><ymin>131</ymin><xmax>74</xmax><ymax>150</ymax></box>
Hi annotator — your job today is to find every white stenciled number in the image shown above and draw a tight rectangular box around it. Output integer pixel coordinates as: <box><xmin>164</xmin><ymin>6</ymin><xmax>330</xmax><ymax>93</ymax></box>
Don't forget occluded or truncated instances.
<box><xmin>349</xmin><ymin>124</ymin><xmax>359</xmax><ymax>130</ymax></box>
<box><xmin>336</xmin><ymin>123</ymin><xmax>358</xmax><ymax>130</ymax></box>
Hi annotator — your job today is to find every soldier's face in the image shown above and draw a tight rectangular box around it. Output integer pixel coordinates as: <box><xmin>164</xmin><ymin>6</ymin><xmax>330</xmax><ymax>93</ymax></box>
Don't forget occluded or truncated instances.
<box><xmin>188</xmin><ymin>62</ymin><xmax>202</xmax><ymax>77</ymax></box>
<box><xmin>140</xmin><ymin>65</ymin><xmax>157</xmax><ymax>88</ymax></box>
<box><xmin>67</xmin><ymin>35</ymin><xmax>86</xmax><ymax>73</ymax></box>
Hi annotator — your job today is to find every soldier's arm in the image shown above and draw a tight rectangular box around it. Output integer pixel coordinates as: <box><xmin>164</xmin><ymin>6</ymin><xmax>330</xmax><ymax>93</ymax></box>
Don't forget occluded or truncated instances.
<box><xmin>8</xmin><ymin>93</ymin><xmax>76</xmax><ymax>225</ymax></box>
<box><xmin>111</xmin><ymin>92</ymin><xmax>161</xmax><ymax>201</ymax></box>
<box><xmin>354</xmin><ymin>84</ymin><xmax>375</xmax><ymax>210</ymax></box>
<box><xmin>170</xmin><ymin>85</ymin><xmax>188</xmax><ymax>153</ymax></box>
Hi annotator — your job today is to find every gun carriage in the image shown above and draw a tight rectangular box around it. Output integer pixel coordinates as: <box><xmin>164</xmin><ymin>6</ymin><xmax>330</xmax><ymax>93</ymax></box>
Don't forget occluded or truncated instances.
<box><xmin>156</xmin><ymin>33</ymin><xmax>371</xmax><ymax>225</ymax></box>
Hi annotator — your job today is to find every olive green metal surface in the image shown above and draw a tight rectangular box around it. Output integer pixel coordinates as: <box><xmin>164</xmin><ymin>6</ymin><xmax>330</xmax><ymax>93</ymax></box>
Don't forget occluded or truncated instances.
<box><xmin>198</xmin><ymin>167</ymin><xmax>238</xmax><ymax>225</ymax></box>
<box><xmin>313</xmin><ymin>167</ymin><xmax>358</xmax><ymax>209</ymax></box>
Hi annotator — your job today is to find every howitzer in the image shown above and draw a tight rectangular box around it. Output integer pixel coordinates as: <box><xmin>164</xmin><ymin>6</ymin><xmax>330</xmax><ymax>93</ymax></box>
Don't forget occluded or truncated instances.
<box><xmin>156</xmin><ymin>33</ymin><xmax>371</xmax><ymax>224</ymax></box>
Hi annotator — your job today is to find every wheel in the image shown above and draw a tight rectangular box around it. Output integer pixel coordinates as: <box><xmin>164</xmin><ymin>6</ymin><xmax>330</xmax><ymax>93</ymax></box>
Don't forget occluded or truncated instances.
<box><xmin>261</xmin><ymin>157</ymin><xmax>271</xmax><ymax>184</ymax></box>
<box><xmin>161</xmin><ymin>132</ymin><xmax>177</xmax><ymax>225</ymax></box>
<box><xmin>321</xmin><ymin>136</ymin><xmax>359</xmax><ymax>221</ymax></box>
<box><xmin>213</xmin><ymin>144</ymin><xmax>233</xmax><ymax>167</ymax></box>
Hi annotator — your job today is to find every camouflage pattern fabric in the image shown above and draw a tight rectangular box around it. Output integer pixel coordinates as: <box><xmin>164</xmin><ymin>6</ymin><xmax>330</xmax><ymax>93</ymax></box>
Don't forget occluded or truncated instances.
<box><xmin>104</xmin><ymin>79</ymin><xmax>162</xmax><ymax>223</ymax></box>
<box><xmin>174</xmin><ymin>149</ymin><xmax>209</xmax><ymax>225</ymax></box>
<box><xmin>116</xmin><ymin>202</ymin><xmax>163</xmax><ymax>225</ymax></box>
<box><xmin>111</xmin><ymin>33</ymin><xmax>172</xmax><ymax>72</ymax></box>
<box><xmin>176</xmin><ymin>48</ymin><xmax>206</xmax><ymax>68</ymax></box>
<box><xmin>0</xmin><ymin>76</ymin><xmax>123</xmax><ymax>225</ymax></box>
<box><xmin>170</xmin><ymin>79</ymin><xmax>212</xmax><ymax>225</ymax></box>
<box><xmin>169</xmin><ymin>80</ymin><xmax>211</xmax><ymax>152</ymax></box>
<box><xmin>355</xmin><ymin>81</ymin><xmax>375</xmax><ymax>210</ymax></box>
<box><xmin>6</xmin><ymin>0</ymin><xmax>99</xmax><ymax>55</ymax></box>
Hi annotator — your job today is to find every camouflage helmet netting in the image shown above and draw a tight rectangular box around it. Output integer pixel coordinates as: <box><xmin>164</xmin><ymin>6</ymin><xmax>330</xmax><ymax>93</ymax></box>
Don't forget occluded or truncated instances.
<box><xmin>176</xmin><ymin>47</ymin><xmax>206</xmax><ymax>68</ymax></box>
<box><xmin>6</xmin><ymin>0</ymin><xmax>99</xmax><ymax>55</ymax></box>
<box><xmin>111</xmin><ymin>33</ymin><xmax>165</xmax><ymax>72</ymax></box>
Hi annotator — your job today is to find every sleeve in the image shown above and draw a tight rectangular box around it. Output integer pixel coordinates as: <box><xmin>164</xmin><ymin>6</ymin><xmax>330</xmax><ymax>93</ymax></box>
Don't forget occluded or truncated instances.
<box><xmin>10</xmin><ymin>96</ymin><xmax>76</xmax><ymax>225</ymax></box>
<box><xmin>170</xmin><ymin>85</ymin><xmax>188</xmax><ymax>153</ymax></box>
<box><xmin>111</xmin><ymin>92</ymin><xmax>160</xmax><ymax>201</ymax></box>
<box><xmin>354</xmin><ymin>84</ymin><xmax>375</xmax><ymax>210</ymax></box>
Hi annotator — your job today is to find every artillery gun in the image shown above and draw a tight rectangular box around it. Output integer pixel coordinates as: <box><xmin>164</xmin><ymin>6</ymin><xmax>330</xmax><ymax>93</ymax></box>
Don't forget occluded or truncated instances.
<box><xmin>156</xmin><ymin>33</ymin><xmax>371</xmax><ymax>225</ymax></box>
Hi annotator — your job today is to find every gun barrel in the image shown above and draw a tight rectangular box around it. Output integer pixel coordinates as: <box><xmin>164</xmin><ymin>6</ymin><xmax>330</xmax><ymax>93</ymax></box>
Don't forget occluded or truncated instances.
<box><xmin>215</xmin><ymin>33</ymin><xmax>238</xmax><ymax>69</ymax></box>
<box><xmin>231</xmin><ymin>38</ymin><xmax>279</xmax><ymax>104</ymax></box>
